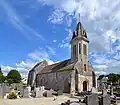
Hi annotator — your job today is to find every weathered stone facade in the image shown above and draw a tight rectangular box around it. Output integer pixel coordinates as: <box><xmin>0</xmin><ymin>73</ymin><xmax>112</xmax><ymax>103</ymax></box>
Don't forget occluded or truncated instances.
<box><xmin>27</xmin><ymin>19</ymin><xmax>97</xmax><ymax>94</ymax></box>
<box><xmin>27</xmin><ymin>60</ymin><xmax>48</xmax><ymax>87</ymax></box>
<box><xmin>36</xmin><ymin>70</ymin><xmax>72</xmax><ymax>93</ymax></box>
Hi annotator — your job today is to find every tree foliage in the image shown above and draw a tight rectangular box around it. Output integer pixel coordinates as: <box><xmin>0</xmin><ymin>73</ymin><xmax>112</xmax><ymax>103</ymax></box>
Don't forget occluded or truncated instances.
<box><xmin>98</xmin><ymin>73</ymin><xmax>120</xmax><ymax>85</ymax></box>
<box><xmin>7</xmin><ymin>70</ymin><xmax>22</xmax><ymax>84</ymax></box>
<box><xmin>0</xmin><ymin>68</ymin><xmax>5</xmax><ymax>83</ymax></box>
<box><xmin>98</xmin><ymin>75</ymin><xmax>105</xmax><ymax>80</ymax></box>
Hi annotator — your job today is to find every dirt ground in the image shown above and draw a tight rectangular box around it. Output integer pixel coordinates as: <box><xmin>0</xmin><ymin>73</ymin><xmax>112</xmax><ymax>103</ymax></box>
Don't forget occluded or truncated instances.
<box><xmin>0</xmin><ymin>95</ymin><xmax>79</xmax><ymax>105</ymax></box>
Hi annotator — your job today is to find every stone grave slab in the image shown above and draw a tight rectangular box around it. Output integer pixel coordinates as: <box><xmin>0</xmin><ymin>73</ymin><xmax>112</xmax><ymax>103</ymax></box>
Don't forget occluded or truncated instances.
<box><xmin>46</xmin><ymin>90</ymin><xmax>53</xmax><ymax>97</ymax></box>
<box><xmin>0</xmin><ymin>85</ymin><xmax>4</xmax><ymax>98</ymax></box>
<box><xmin>36</xmin><ymin>90</ymin><xmax>43</xmax><ymax>98</ymax></box>
<box><xmin>86</xmin><ymin>93</ymin><xmax>99</xmax><ymax>105</ymax></box>
<box><xmin>91</xmin><ymin>87</ymin><xmax>98</xmax><ymax>93</ymax></box>
<box><xmin>26</xmin><ymin>86</ymin><xmax>31</xmax><ymax>93</ymax></box>
<box><xmin>20</xmin><ymin>89</ymin><xmax>24</xmax><ymax>96</ymax></box>
<box><xmin>23</xmin><ymin>88</ymin><xmax>29</xmax><ymax>98</ymax></box>
<box><xmin>57</xmin><ymin>90</ymin><xmax>63</xmax><ymax>95</ymax></box>
<box><xmin>102</xmin><ymin>95</ymin><xmax>111</xmax><ymax>105</ymax></box>
<box><xmin>35</xmin><ymin>87</ymin><xmax>43</xmax><ymax>98</ymax></box>
<box><xmin>102</xmin><ymin>89</ymin><xmax>108</xmax><ymax>96</ymax></box>
<box><xmin>0</xmin><ymin>84</ymin><xmax>7</xmax><ymax>98</ymax></box>
<box><xmin>40</xmin><ymin>86</ymin><xmax>45</xmax><ymax>91</ymax></box>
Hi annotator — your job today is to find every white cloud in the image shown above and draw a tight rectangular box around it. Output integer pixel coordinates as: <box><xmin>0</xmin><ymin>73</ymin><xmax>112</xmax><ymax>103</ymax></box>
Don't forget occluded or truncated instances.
<box><xmin>0</xmin><ymin>0</ymin><xmax>44</xmax><ymax>40</ymax></box>
<box><xmin>46</xmin><ymin>45</ymin><xmax>56</xmax><ymax>55</ymax></box>
<box><xmin>28</xmin><ymin>46</ymin><xmax>56</xmax><ymax>60</ymax></box>
<box><xmin>58</xmin><ymin>28</ymin><xmax>72</xmax><ymax>49</ymax></box>
<box><xmin>37</xmin><ymin>0</ymin><xmax>120</xmax><ymax>74</ymax></box>
<box><xmin>90</xmin><ymin>52</ymin><xmax>120</xmax><ymax>74</ymax></box>
<box><xmin>28</xmin><ymin>50</ymin><xmax>49</xmax><ymax>61</ymax></box>
<box><xmin>38</xmin><ymin>0</ymin><xmax>120</xmax><ymax>52</ymax></box>
<box><xmin>1</xmin><ymin>60</ymin><xmax>36</xmax><ymax>77</ymax></box>
<box><xmin>53</xmin><ymin>40</ymin><xmax>57</xmax><ymax>43</ymax></box>
<box><xmin>48</xmin><ymin>9</ymin><xmax>65</xmax><ymax>24</ymax></box>
<box><xmin>2</xmin><ymin>0</ymin><xmax>120</xmax><ymax>76</ymax></box>
<box><xmin>1</xmin><ymin>46</ymin><xmax>56</xmax><ymax>77</ymax></box>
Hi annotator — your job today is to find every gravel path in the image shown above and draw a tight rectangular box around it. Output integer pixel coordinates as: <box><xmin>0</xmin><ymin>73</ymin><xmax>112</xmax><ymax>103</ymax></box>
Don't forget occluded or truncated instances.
<box><xmin>0</xmin><ymin>96</ymin><xmax>78</xmax><ymax>105</ymax></box>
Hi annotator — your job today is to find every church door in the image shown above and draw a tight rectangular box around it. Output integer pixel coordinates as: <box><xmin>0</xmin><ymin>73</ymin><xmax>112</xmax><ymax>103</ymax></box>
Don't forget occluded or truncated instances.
<box><xmin>83</xmin><ymin>81</ymin><xmax>87</xmax><ymax>91</ymax></box>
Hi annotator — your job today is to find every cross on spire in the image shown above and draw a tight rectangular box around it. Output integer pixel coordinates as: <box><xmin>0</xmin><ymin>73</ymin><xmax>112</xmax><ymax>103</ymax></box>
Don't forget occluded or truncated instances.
<box><xmin>78</xmin><ymin>13</ymin><xmax>80</xmax><ymax>22</ymax></box>
<box><xmin>77</xmin><ymin>13</ymin><xmax>80</xmax><ymax>23</ymax></box>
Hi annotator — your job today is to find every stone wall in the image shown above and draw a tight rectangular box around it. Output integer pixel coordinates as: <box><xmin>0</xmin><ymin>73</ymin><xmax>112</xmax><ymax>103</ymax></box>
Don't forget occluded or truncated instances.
<box><xmin>36</xmin><ymin>69</ymin><xmax>93</xmax><ymax>93</ymax></box>
<box><xmin>27</xmin><ymin>61</ymin><xmax>48</xmax><ymax>87</ymax></box>
<box><xmin>36</xmin><ymin>70</ymin><xmax>72</xmax><ymax>92</ymax></box>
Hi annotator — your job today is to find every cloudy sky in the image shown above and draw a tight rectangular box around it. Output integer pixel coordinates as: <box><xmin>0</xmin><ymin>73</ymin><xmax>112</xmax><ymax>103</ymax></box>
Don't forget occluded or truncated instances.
<box><xmin>0</xmin><ymin>0</ymin><xmax>120</xmax><ymax>77</ymax></box>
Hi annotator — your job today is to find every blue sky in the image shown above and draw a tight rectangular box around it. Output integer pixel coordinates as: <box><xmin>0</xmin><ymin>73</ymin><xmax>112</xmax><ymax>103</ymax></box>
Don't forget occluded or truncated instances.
<box><xmin>1</xmin><ymin>0</ymin><xmax>120</xmax><ymax>77</ymax></box>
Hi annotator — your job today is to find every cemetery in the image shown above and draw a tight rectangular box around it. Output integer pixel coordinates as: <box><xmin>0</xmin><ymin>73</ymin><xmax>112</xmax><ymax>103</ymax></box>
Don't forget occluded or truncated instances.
<box><xmin>0</xmin><ymin>61</ymin><xmax>120</xmax><ymax>105</ymax></box>
<box><xmin>1</xmin><ymin>73</ymin><xmax>120</xmax><ymax>105</ymax></box>
<box><xmin>0</xmin><ymin>81</ymin><xmax>119</xmax><ymax>105</ymax></box>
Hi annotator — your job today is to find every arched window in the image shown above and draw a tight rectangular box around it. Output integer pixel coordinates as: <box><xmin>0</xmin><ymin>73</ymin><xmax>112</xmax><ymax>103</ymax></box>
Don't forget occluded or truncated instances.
<box><xmin>83</xmin><ymin>44</ymin><xmax>87</xmax><ymax>55</ymax></box>
<box><xmin>73</xmin><ymin>45</ymin><xmax>77</xmax><ymax>58</ymax></box>
<box><xmin>84</xmin><ymin>64</ymin><xmax>87</xmax><ymax>71</ymax></box>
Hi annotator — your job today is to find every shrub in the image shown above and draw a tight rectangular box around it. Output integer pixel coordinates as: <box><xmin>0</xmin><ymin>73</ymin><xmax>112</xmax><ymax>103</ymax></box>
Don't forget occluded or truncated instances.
<box><xmin>8</xmin><ymin>89</ymin><xmax>17</xmax><ymax>99</ymax></box>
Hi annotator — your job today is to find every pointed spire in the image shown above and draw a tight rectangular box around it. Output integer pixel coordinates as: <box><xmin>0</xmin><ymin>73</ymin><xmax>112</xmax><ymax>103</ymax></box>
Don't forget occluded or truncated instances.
<box><xmin>70</xmin><ymin>12</ymin><xmax>88</xmax><ymax>41</ymax></box>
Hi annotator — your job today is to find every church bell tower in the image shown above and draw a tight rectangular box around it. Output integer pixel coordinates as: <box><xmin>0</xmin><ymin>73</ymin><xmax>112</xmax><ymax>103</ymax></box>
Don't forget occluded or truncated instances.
<box><xmin>70</xmin><ymin>14</ymin><xmax>89</xmax><ymax>72</ymax></box>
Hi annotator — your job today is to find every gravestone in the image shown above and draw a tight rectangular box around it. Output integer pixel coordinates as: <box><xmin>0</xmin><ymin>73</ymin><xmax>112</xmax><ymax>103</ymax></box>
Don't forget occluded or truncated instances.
<box><xmin>0</xmin><ymin>84</ymin><xmax>7</xmax><ymax>98</ymax></box>
<box><xmin>108</xmin><ymin>85</ymin><xmax>110</xmax><ymax>89</ymax></box>
<box><xmin>91</xmin><ymin>87</ymin><xmax>98</xmax><ymax>93</ymax></box>
<box><xmin>46</xmin><ymin>90</ymin><xmax>53</xmax><ymax>97</ymax></box>
<box><xmin>0</xmin><ymin>84</ymin><xmax>12</xmax><ymax>98</ymax></box>
<box><xmin>110</xmin><ymin>86</ymin><xmax>113</xmax><ymax>96</ymax></box>
<box><xmin>86</xmin><ymin>93</ymin><xmax>99</xmax><ymax>105</ymax></box>
<box><xmin>102</xmin><ymin>95</ymin><xmax>111</xmax><ymax>105</ymax></box>
<box><xmin>0</xmin><ymin>84</ymin><xmax>4</xmax><ymax>98</ymax></box>
<box><xmin>102</xmin><ymin>89</ymin><xmax>108</xmax><ymax>96</ymax></box>
<box><xmin>20</xmin><ymin>89</ymin><xmax>24</xmax><ymax>96</ymax></box>
<box><xmin>50</xmin><ymin>89</ymin><xmax>57</xmax><ymax>95</ymax></box>
<box><xmin>35</xmin><ymin>87</ymin><xmax>43</xmax><ymax>98</ymax></box>
<box><xmin>4</xmin><ymin>85</ymin><xmax>11</xmax><ymax>93</ymax></box>
<box><xmin>36</xmin><ymin>90</ymin><xmax>43</xmax><ymax>98</ymax></box>
<box><xmin>23</xmin><ymin>88</ymin><xmax>29</xmax><ymax>98</ymax></box>
<box><xmin>57</xmin><ymin>90</ymin><xmax>63</xmax><ymax>95</ymax></box>
<box><xmin>40</xmin><ymin>86</ymin><xmax>45</xmax><ymax>91</ymax></box>
<box><xmin>26</xmin><ymin>86</ymin><xmax>31</xmax><ymax>93</ymax></box>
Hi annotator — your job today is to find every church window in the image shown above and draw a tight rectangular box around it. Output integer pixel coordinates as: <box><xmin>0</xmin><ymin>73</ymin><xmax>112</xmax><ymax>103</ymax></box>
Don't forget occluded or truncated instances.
<box><xmin>79</xmin><ymin>43</ymin><xmax>81</xmax><ymax>54</ymax></box>
<box><xmin>84</xmin><ymin>64</ymin><xmax>87</xmax><ymax>71</ymax></box>
<box><xmin>73</xmin><ymin>45</ymin><xmax>77</xmax><ymax>58</ymax></box>
<box><xmin>83</xmin><ymin>44</ymin><xmax>87</xmax><ymax>55</ymax></box>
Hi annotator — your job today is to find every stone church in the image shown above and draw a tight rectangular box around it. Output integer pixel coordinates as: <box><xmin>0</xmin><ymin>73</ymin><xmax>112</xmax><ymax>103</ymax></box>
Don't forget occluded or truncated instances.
<box><xmin>27</xmin><ymin>19</ymin><xmax>97</xmax><ymax>94</ymax></box>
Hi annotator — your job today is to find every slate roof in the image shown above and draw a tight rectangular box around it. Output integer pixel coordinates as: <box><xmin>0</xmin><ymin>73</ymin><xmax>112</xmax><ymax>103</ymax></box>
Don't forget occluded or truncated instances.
<box><xmin>38</xmin><ymin>59</ymin><xmax>73</xmax><ymax>74</ymax></box>
<box><xmin>30</xmin><ymin>58</ymin><xmax>94</xmax><ymax>75</ymax></box>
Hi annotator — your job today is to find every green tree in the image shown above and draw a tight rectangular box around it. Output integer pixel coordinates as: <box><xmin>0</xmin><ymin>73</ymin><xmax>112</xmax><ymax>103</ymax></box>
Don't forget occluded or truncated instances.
<box><xmin>106</xmin><ymin>73</ymin><xmax>120</xmax><ymax>85</ymax></box>
<box><xmin>98</xmin><ymin>75</ymin><xmax>105</xmax><ymax>80</ymax></box>
<box><xmin>7</xmin><ymin>70</ymin><xmax>22</xmax><ymax>84</ymax></box>
<box><xmin>0</xmin><ymin>72</ymin><xmax>4</xmax><ymax>83</ymax></box>
<box><xmin>0</xmin><ymin>67</ymin><xmax>5</xmax><ymax>83</ymax></box>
